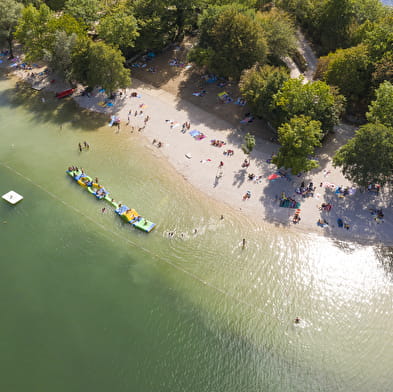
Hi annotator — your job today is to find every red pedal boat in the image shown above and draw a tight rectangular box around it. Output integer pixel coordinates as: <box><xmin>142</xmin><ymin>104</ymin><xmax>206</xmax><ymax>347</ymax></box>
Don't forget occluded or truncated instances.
<box><xmin>55</xmin><ymin>88</ymin><xmax>74</xmax><ymax>99</ymax></box>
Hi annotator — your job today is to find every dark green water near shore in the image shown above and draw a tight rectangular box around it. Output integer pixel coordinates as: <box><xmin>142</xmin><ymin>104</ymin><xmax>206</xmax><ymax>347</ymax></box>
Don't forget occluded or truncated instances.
<box><xmin>1</xmin><ymin>77</ymin><xmax>393</xmax><ymax>391</ymax></box>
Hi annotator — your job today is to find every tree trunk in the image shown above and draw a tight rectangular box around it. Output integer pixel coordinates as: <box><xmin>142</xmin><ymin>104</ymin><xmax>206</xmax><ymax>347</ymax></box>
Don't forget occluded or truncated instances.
<box><xmin>174</xmin><ymin>8</ymin><xmax>185</xmax><ymax>41</ymax></box>
<box><xmin>7</xmin><ymin>34</ymin><xmax>14</xmax><ymax>59</ymax></box>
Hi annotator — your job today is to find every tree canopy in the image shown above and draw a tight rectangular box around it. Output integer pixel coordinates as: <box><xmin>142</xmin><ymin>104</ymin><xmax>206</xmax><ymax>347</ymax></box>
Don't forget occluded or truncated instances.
<box><xmin>64</xmin><ymin>0</ymin><xmax>101</xmax><ymax>26</ymax></box>
<box><xmin>333</xmin><ymin>123</ymin><xmax>393</xmax><ymax>187</ymax></box>
<box><xmin>366</xmin><ymin>81</ymin><xmax>393</xmax><ymax>128</ymax></box>
<box><xmin>239</xmin><ymin>64</ymin><xmax>289</xmax><ymax>122</ymax></box>
<box><xmin>0</xmin><ymin>0</ymin><xmax>23</xmax><ymax>57</ymax></box>
<box><xmin>315</xmin><ymin>0</ymin><xmax>355</xmax><ymax>54</ymax></box>
<box><xmin>272</xmin><ymin>115</ymin><xmax>322</xmax><ymax>174</ymax></box>
<box><xmin>15</xmin><ymin>4</ymin><xmax>53</xmax><ymax>61</ymax></box>
<box><xmin>362</xmin><ymin>15</ymin><xmax>393</xmax><ymax>62</ymax></box>
<box><xmin>317</xmin><ymin>44</ymin><xmax>371</xmax><ymax>103</ymax></box>
<box><xmin>189</xmin><ymin>4</ymin><xmax>268</xmax><ymax>80</ymax></box>
<box><xmin>85</xmin><ymin>41</ymin><xmax>131</xmax><ymax>92</ymax></box>
<box><xmin>256</xmin><ymin>8</ymin><xmax>297</xmax><ymax>61</ymax></box>
<box><xmin>371</xmin><ymin>52</ymin><xmax>393</xmax><ymax>89</ymax></box>
<box><xmin>272</xmin><ymin>77</ymin><xmax>345</xmax><ymax>132</ymax></box>
<box><xmin>97</xmin><ymin>9</ymin><xmax>139</xmax><ymax>49</ymax></box>
<box><xmin>15</xmin><ymin>4</ymin><xmax>85</xmax><ymax>62</ymax></box>
<box><xmin>43</xmin><ymin>30</ymin><xmax>77</xmax><ymax>82</ymax></box>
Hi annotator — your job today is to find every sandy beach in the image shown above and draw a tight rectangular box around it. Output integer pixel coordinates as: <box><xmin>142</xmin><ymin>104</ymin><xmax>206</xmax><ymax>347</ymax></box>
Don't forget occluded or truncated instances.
<box><xmin>5</xmin><ymin>54</ymin><xmax>393</xmax><ymax>245</ymax></box>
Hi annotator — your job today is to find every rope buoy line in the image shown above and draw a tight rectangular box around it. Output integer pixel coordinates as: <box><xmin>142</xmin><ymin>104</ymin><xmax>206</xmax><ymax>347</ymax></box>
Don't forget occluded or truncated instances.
<box><xmin>0</xmin><ymin>161</ymin><xmax>283</xmax><ymax>324</ymax></box>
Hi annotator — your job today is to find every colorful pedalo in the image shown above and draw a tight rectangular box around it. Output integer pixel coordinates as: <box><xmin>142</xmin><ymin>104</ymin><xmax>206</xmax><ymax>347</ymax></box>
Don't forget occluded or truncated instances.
<box><xmin>66</xmin><ymin>168</ymin><xmax>156</xmax><ymax>233</ymax></box>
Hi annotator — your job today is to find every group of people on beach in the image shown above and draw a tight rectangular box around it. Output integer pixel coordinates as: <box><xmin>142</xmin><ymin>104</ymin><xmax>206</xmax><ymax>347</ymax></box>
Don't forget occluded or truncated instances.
<box><xmin>182</xmin><ymin>122</ymin><xmax>191</xmax><ymax>133</ymax></box>
<box><xmin>241</xmin><ymin>159</ymin><xmax>250</xmax><ymax>168</ymax></box>
<box><xmin>152</xmin><ymin>139</ymin><xmax>163</xmax><ymax>148</ymax></box>
<box><xmin>296</xmin><ymin>182</ymin><xmax>315</xmax><ymax>197</ymax></box>
<box><xmin>211</xmin><ymin>139</ymin><xmax>226</xmax><ymax>147</ymax></box>
<box><xmin>319</xmin><ymin>203</ymin><xmax>332</xmax><ymax>211</ymax></box>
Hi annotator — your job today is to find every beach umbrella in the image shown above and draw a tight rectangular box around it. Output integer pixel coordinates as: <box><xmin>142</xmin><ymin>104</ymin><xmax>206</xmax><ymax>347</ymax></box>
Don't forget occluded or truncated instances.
<box><xmin>268</xmin><ymin>173</ymin><xmax>280</xmax><ymax>180</ymax></box>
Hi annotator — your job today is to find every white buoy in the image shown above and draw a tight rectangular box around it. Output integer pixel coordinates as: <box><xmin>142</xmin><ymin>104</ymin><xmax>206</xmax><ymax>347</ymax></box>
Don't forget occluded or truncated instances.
<box><xmin>2</xmin><ymin>190</ymin><xmax>23</xmax><ymax>205</ymax></box>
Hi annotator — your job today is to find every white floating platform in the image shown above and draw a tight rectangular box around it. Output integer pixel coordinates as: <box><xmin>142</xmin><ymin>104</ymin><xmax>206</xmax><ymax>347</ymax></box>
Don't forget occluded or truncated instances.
<box><xmin>2</xmin><ymin>190</ymin><xmax>23</xmax><ymax>205</ymax></box>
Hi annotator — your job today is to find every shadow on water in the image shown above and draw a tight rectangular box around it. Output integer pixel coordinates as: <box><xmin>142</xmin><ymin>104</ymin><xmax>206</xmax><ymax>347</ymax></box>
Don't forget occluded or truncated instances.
<box><xmin>0</xmin><ymin>80</ymin><xmax>107</xmax><ymax>131</ymax></box>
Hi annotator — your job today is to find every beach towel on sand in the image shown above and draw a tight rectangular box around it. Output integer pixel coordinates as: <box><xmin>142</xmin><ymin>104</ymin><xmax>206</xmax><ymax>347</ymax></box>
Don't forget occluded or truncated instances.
<box><xmin>189</xmin><ymin>130</ymin><xmax>206</xmax><ymax>140</ymax></box>
<box><xmin>189</xmin><ymin>130</ymin><xmax>200</xmax><ymax>137</ymax></box>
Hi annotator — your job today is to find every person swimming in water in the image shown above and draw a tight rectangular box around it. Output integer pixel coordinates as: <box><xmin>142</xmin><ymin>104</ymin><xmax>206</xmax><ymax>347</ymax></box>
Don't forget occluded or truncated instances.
<box><xmin>294</xmin><ymin>317</ymin><xmax>301</xmax><ymax>324</ymax></box>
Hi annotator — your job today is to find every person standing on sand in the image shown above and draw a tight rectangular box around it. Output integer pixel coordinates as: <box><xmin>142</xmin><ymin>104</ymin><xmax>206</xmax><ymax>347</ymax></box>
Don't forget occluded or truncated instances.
<box><xmin>242</xmin><ymin>238</ymin><xmax>246</xmax><ymax>249</ymax></box>
<box><xmin>78</xmin><ymin>142</ymin><xmax>82</xmax><ymax>152</ymax></box>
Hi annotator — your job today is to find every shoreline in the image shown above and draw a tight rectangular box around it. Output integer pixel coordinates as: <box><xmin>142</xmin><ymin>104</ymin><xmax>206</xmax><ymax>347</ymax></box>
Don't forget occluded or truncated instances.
<box><xmin>3</xmin><ymin>57</ymin><xmax>393</xmax><ymax>246</ymax></box>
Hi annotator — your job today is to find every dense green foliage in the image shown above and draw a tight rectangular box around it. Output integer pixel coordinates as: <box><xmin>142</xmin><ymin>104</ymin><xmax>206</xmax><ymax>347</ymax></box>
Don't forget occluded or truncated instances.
<box><xmin>243</xmin><ymin>132</ymin><xmax>256</xmax><ymax>153</ymax></box>
<box><xmin>272</xmin><ymin>77</ymin><xmax>345</xmax><ymax>133</ymax></box>
<box><xmin>239</xmin><ymin>64</ymin><xmax>289</xmax><ymax>122</ymax></box>
<box><xmin>15</xmin><ymin>4</ymin><xmax>53</xmax><ymax>61</ymax></box>
<box><xmin>85</xmin><ymin>41</ymin><xmax>131</xmax><ymax>93</ymax></box>
<box><xmin>43</xmin><ymin>30</ymin><xmax>77</xmax><ymax>81</ymax></box>
<box><xmin>333</xmin><ymin>123</ymin><xmax>393</xmax><ymax>187</ymax></box>
<box><xmin>189</xmin><ymin>4</ymin><xmax>268</xmax><ymax>80</ymax></box>
<box><xmin>366</xmin><ymin>81</ymin><xmax>393</xmax><ymax>128</ymax></box>
<box><xmin>97</xmin><ymin>8</ymin><xmax>139</xmax><ymax>49</ymax></box>
<box><xmin>371</xmin><ymin>52</ymin><xmax>393</xmax><ymax>88</ymax></box>
<box><xmin>317</xmin><ymin>44</ymin><xmax>371</xmax><ymax>104</ymax></box>
<box><xmin>283</xmin><ymin>0</ymin><xmax>392</xmax><ymax>117</ymax></box>
<box><xmin>15</xmin><ymin>2</ymin><xmax>131</xmax><ymax>91</ymax></box>
<box><xmin>361</xmin><ymin>15</ymin><xmax>393</xmax><ymax>62</ymax></box>
<box><xmin>64</xmin><ymin>0</ymin><xmax>101</xmax><ymax>26</ymax></box>
<box><xmin>255</xmin><ymin>8</ymin><xmax>297</xmax><ymax>61</ymax></box>
<box><xmin>0</xmin><ymin>0</ymin><xmax>23</xmax><ymax>57</ymax></box>
<box><xmin>272</xmin><ymin>115</ymin><xmax>322</xmax><ymax>174</ymax></box>
<box><xmin>316</xmin><ymin>0</ymin><xmax>355</xmax><ymax>54</ymax></box>
<box><xmin>68</xmin><ymin>38</ymin><xmax>130</xmax><ymax>92</ymax></box>
<box><xmin>189</xmin><ymin>3</ymin><xmax>297</xmax><ymax>79</ymax></box>
<box><xmin>277</xmin><ymin>0</ymin><xmax>385</xmax><ymax>54</ymax></box>
<box><xmin>131</xmin><ymin>0</ymin><xmax>202</xmax><ymax>52</ymax></box>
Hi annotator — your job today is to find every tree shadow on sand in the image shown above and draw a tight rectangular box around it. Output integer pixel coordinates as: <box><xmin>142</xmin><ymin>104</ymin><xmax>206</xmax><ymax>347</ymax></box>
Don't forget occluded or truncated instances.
<box><xmin>175</xmin><ymin>70</ymin><xmax>276</xmax><ymax>139</ymax></box>
<box><xmin>313</xmin><ymin>185</ymin><xmax>392</xmax><ymax>244</ymax></box>
<box><xmin>259</xmin><ymin>175</ymin><xmax>299</xmax><ymax>228</ymax></box>
<box><xmin>128</xmin><ymin>41</ymin><xmax>195</xmax><ymax>89</ymax></box>
<box><xmin>0</xmin><ymin>83</ymin><xmax>107</xmax><ymax>131</ymax></box>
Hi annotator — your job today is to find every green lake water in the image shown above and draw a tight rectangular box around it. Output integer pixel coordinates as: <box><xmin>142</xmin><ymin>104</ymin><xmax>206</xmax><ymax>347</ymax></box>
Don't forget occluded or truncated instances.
<box><xmin>1</xmin><ymin>76</ymin><xmax>393</xmax><ymax>392</ymax></box>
